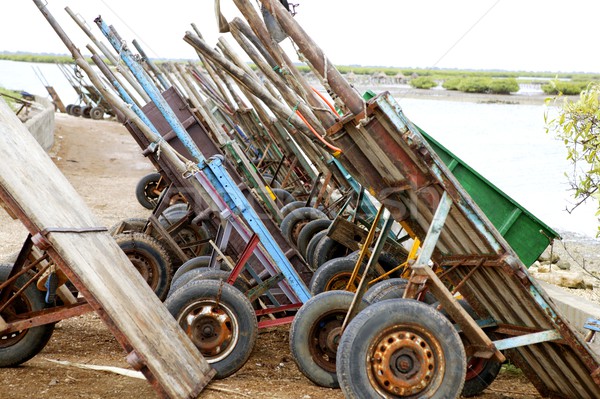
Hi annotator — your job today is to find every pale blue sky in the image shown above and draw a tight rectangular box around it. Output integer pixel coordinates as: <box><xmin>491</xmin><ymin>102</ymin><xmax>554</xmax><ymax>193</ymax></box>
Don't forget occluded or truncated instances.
<box><xmin>2</xmin><ymin>0</ymin><xmax>598</xmax><ymax>73</ymax></box>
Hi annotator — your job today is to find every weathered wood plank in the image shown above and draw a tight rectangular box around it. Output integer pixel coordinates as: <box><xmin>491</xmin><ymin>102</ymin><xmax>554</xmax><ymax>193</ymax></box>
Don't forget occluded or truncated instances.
<box><xmin>0</xmin><ymin>99</ymin><xmax>213</xmax><ymax>398</ymax></box>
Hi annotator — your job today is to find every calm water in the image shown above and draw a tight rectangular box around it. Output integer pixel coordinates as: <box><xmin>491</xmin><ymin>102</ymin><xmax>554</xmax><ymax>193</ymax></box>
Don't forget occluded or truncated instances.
<box><xmin>0</xmin><ymin>59</ymin><xmax>81</xmax><ymax>106</ymax></box>
<box><xmin>397</xmin><ymin>97</ymin><xmax>597</xmax><ymax>238</ymax></box>
<box><xmin>1</xmin><ymin>60</ymin><xmax>597</xmax><ymax>238</ymax></box>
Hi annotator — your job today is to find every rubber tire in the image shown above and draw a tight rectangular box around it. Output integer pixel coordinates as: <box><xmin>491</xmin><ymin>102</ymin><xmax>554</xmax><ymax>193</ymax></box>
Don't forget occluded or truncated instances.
<box><xmin>65</xmin><ymin>104</ymin><xmax>73</xmax><ymax>114</ymax></box>
<box><xmin>279</xmin><ymin>200</ymin><xmax>306</xmax><ymax>219</ymax></box>
<box><xmin>272</xmin><ymin>188</ymin><xmax>295</xmax><ymax>207</ymax></box>
<box><xmin>172</xmin><ymin>256</ymin><xmax>212</xmax><ymax>283</ymax></box>
<box><xmin>108</xmin><ymin>217</ymin><xmax>148</xmax><ymax>236</ymax></box>
<box><xmin>290</xmin><ymin>290</ymin><xmax>369</xmax><ymax>388</ymax></box>
<box><xmin>305</xmin><ymin>231</ymin><xmax>327</xmax><ymax>270</ymax></box>
<box><xmin>167</xmin><ymin>267</ymin><xmax>250</xmax><ymax>304</ymax></box>
<box><xmin>0</xmin><ymin>265</ymin><xmax>55</xmax><ymax>367</ymax></box>
<box><xmin>312</xmin><ymin>236</ymin><xmax>347</xmax><ymax>270</ymax></box>
<box><xmin>309</xmin><ymin>256</ymin><xmax>376</xmax><ymax>295</ymax></box>
<box><xmin>280</xmin><ymin>207</ymin><xmax>327</xmax><ymax>247</ymax></box>
<box><xmin>157</xmin><ymin>207</ymin><xmax>212</xmax><ymax>260</ymax></box>
<box><xmin>297</xmin><ymin>219</ymin><xmax>332</xmax><ymax>259</ymax></box>
<box><xmin>165</xmin><ymin>279</ymin><xmax>257</xmax><ymax>378</ymax></box>
<box><xmin>114</xmin><ymin>232</ymin><xmax>172</xmax><ymax>301</ymax></box>
<box><xmin>82</xmin><ymin>105</ymin><xmax>92</xmax><ymax>118</ymax></box>
<box><xmin>90</xmin><ymin>106</ymin><xmax>104</xmax><ymax>120</ymax></box>
<box><xmin>462</xmin><ymin>342</ymin><xmax>502</xmax><ymax>397</ymax></box>
<box><xmin>337</xmin><ymin>299</ymin><xmax>467</xmax><ymax>399</ymax></box>
<box><xmin>436</xmin><ymin>300</ymin><xmax>502</xmax><ymax>397</ymax></box>
<box><xmin>136</xmin><ymin>172</ymin><xmax>163</xmax><ymax>210</ymax></box>
<box><xmin>168</xmin><ymin>267</ymin><xmax>212</xmax><ymax>298</ymax></box>
<box><xmin>71</xmin><ymin>105</ymin><xmax>82</xmax><ymax>117</ymax></box>
<box><xmin>363</xmin><ymin>277</ymin><xmax>437</xmax><ymax>304</ymax></box>
<box><xmin>378</xmin><ymin>251</ymin><xmax>408</xmax><ymax>274</ymax></box>
<box><xmin>169</xmin><ymin>266</ymin><xmax>249</xmax><ymax>299</ymax></box>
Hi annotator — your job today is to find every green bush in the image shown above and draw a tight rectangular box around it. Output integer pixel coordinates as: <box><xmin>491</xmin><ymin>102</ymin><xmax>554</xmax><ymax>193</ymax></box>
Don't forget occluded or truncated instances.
<box><xmin>489</xmin><ymin>78</ymin><xmax>520</xmax><ymax>94</ymax></box>
<box><xmin>442</xmin><ymin>78</ymin><xmax>463</xmax><ymax>91</ymax></box>
<box><xmin>410</xmin><ymin>76</ymin><xmax>438</xmax><ymax>89</ymax></box>
<box><xmin>458</xmin><ymin>77</ymin><xmax>491</xmax><ymax>93</ymax></box>
<box><xmin>542</xmin><ymin>81</ymin><xmax>590</xmax><ymax>95</ymax></box>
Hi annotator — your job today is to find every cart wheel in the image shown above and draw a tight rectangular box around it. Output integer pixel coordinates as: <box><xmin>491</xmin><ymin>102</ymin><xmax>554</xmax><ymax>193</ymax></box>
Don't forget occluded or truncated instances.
<box><xmin>309</xmin><ymin>256</ymin><xmax>375</xmax><ymax>295</ymax></box>
<box><xmin>170</xmin><ymin>268</ymin><xmax>252</xmax><ymax>304</ymax></box>
<box><xmin>135</xmin><ymin>172</ymin><xmax>164</xmax><ymax>210</ymax></box>
<box><xmin>108</xmin><ymin>217</ymin><xmax>148</xmax><ymax>236</ymax></box>
<box><xmin>0</xmin><ymin>265</ymin><xmax>55</xmax><ymax>367</ymax></box>
<box><xmin>279</xmin><ymin>200</ymin><xmax>305</xmax><ymax>218</ymax></box>
<box><xmin>165</xmin><ymin>279</ymin><xmax>257</xmax><ymax>378</ymax></box>
<box><xmin>169</xmin><ymin>267</ymin><xmax>212</xmax><ymax>298</ymax></box>
<box><xmin>312</xmin><ymin>236</ymin><xmax>347</xmax><ymax>270</ymax></box>
<box><xmin>114</xmin><ymin>232</ymin><xmax>172</xmax><ymax>300</ymax></box>
<box><xmin>272</xmin><ymin>188</ymin><xmax>295</xmax><ymax>207</ymax></box>
<box><xmin>378</xmin><ymin>251</ymin><xmax>409</xmax><ymax>274</ymax></box>
<box><xmin>90</xmin><ymin>106</ymin><xmax>104</xmax><ymax>120</ymax></box>
<box><xmin>71</xmin><ymin>105</ymin><xmax>82</xmax><ymax>117</ymax></box>
<box><xmin>436</xmin><ymin>300</ymin><xmax>503</xmax><ymax>397</ymax></box>
<box><xmin>305</xmin><ymin>231</ymin><xmax>327</xmax><ymax>270</ymax></box>
<box><xmin>364</xmin><ymin>278</ymin><xmax>437</xmax><ymax>304</ymax></box>
<box><xmin>158</xmin><ymin>209</ymin><xmax>212</xmax><ymax>262</ymax></box>
<box><xmin>281</xmin><ymin>207</ymin><xmax>327</xmax><ymax>247</ymax></box>
<box><xmin>290</xmin><ymin>290</ymin><xmax>368</xmax><ymax>388</ymax></box>
<box><xmin>297</xmin><ymin>219</ymin><xmax>331</xmax><ymax>259</ymax></box>
<box><xmin>172</xmin><ymin>256</ymin><xmax>212</xmax><ymax>282</ymax></box>
<box><xmin>463</xmin><ymin>354</ymin><xmax>502</xmax><ymax>397</ymax></box>
<box><xmin>159</xmin><ymin>203</ymin><xmax>189</xmax><ymax>219</ymax></box>
<box><xmin>82</xmin><ymin>105</ymin><xmax>92</xmax><ymax>118</ymax></box>
<box><xmin>337</xmin><ymin>299</ymin><xmax>466</xmax><ymax>399</ymax></box>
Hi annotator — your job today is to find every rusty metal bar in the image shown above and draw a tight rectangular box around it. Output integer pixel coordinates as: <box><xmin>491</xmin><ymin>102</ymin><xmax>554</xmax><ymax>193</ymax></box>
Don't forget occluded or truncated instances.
<box><xmin>342</xmin><ymin>208</ymin><xmax>394</xmax><ymax>332</ymax></box>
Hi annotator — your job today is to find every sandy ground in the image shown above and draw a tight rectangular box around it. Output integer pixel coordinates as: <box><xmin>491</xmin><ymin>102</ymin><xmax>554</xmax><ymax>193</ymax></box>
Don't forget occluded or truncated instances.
<box><xmin>0</xmin><ymin>112</ymin><xmax>588</xmax><ymax>398</ymax></box>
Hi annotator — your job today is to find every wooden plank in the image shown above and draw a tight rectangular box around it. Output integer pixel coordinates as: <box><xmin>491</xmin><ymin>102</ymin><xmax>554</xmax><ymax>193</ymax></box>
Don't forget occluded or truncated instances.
<box><xmin>0</xmin><ymin>99</ymin><xmax>214</xmax><ymax>398</ymax></box>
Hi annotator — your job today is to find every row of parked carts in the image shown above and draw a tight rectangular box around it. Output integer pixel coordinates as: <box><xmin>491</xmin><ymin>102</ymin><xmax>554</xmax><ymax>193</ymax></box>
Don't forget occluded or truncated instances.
<box><xmin>1</xmin><ymin>0</ymin><xmax>599</xmax><ymax>398</ymax></box>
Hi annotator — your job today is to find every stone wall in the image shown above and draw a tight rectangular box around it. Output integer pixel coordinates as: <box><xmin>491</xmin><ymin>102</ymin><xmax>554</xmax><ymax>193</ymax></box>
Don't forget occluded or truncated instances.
<box><xmin>24</xmin><ymin>95</ymin><xmax>54</xmax><ymax>151</ymax></box>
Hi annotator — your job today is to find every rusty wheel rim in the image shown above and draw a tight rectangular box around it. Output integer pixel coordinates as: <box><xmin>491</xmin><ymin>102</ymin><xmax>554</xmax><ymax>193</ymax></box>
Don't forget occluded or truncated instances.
<box><xmin>368</xmin><ymin>324</ymin><xmax>444</xmax><ymax>397</ymax></box>
<box><xmin>291</xmin><ymin>220</ymin><xmax>310</xmax><ymax>244</ymax></box>
<box><xmin>324</xmin><ymin>272</ymin><xmax>358</xmax><ymax>292</ymax></box>
<box><xmin>465</xmin><ymin>356</ymin><xmax>487</xmax><ymax>380</ymax></box>
<box><xmin>126</xmin><ymin>250</ymin><xmax>158</xmax><ymax>290</ymax></box>
<box><xmin>0</xmin><ymin>290</ymin><xmax>31</xmax><ymax>347</ymax></box>
<box><xmin>307</xmin><ymin>310</ymin><xmax>346</xmax><ymax>372</ymax></box>
<box><xmin>178</xmin><ymin>300</ymin><xmax>238</xmax><ymax>363</ymax></box>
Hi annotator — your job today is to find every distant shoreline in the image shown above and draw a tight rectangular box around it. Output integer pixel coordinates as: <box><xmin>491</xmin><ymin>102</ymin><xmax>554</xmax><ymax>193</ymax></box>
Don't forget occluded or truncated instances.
<box><xmin>353</xmin><ymin>84</ymin><xmax>579</xmax><ymax>106</ymax></box>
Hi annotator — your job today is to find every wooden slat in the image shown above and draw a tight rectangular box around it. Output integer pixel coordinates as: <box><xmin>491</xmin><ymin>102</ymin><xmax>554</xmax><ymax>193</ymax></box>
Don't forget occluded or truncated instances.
<box><xmin>0</xmin><ymin>99</ymin><xmax>214</xmax><ymax>398</ymax></box>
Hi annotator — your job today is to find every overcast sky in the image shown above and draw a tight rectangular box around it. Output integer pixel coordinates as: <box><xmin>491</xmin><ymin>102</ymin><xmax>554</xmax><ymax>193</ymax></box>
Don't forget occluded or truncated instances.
<box><xmin>1</xmin><ymin>0</ymin><xmax>598</xmax><ymax>73</ymax></box>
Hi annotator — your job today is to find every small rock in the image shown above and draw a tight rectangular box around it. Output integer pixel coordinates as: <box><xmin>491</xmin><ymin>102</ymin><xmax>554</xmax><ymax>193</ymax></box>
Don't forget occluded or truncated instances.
<box><xmin>302</xmin><ymin>395</ymin><xmax>312</xmax><ymax>399</ymax></box>
<box><xmin>531</xmin><ymin>261</ymin><xmax>542</xmax><ymax>269</ymax></box>
<box><xmin>556</xmin><ymin>259</ymin><xmax>571</xmax><ymax>270</ymax></box>
<box><xmin>537</xmin><ymin>264</ymin><xmax>552</xmax><ymax>273</ymax></box>
<box><xmin>539</xmin><ymin>253</ymin><xmax>560</xmax><ymax>264</ymax></box>
<box><xmin>535</xmin><ymin>270</ymin><xmax>586</xmax><ymax>289</ymax></box>
<box><xmin>49</xmin><ymin>378</ymin><xmax>59</xmax><ymax>386</ymax></box>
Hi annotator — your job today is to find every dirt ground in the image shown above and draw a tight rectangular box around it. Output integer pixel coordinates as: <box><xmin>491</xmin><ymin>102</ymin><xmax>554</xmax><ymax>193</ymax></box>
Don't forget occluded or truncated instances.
<box><xmin>0</xmin><ymin>113</ymin><xmax>559</xmax><ymax>398</ymax></box>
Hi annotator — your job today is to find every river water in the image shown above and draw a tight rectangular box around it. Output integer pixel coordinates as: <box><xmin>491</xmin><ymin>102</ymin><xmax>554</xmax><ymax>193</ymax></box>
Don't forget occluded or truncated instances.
<box><xmin>1</xmin><ymin>60</ymin><xmax>597</xmax><ymax>239</ymax></box>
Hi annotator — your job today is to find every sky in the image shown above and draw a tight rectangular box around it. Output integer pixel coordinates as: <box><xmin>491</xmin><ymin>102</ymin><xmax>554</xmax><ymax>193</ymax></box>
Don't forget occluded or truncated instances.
<box><xmin>1</xmin><ymin>0</ymin><xmax>598</xmax><ymax>73</ymax></box>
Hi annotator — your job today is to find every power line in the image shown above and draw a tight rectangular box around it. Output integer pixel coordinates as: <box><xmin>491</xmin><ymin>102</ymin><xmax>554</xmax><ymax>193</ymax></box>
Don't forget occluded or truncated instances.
<box><xmin>98</xmin><ymin>0</ymin><xmax>162</xmax><ymax>59</ymax></box>
<box><xmin>432</xmin><ymin>0</ymin><xmax>501</xmax><ymax>67</ymax></box>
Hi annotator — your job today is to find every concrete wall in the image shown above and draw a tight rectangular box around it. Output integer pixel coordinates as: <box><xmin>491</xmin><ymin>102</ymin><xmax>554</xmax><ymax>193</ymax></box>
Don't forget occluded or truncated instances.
<box><xmin>24</xmin><ymin>95</ymin><xmax>54</xmax><ymax>151</ymax></box>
